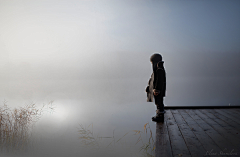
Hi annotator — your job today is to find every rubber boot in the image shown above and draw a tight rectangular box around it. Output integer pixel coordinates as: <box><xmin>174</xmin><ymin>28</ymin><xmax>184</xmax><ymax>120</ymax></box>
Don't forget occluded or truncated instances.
<box><xmin>152</xmin><ymin>104</ymin><xmax>165</xmax><ymax>122</ymax></box>
<box><xmin>152</xmin><ymin>109</ymin><xmax>165</xmax><ymax>122</ymax></box>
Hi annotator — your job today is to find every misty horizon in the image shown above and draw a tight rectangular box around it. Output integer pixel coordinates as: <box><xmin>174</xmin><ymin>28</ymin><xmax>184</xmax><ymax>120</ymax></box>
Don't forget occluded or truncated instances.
<box><xmin>1</xmin><ymin>1</ymin><xmax>240</xmax><ymax>156</ymax></box>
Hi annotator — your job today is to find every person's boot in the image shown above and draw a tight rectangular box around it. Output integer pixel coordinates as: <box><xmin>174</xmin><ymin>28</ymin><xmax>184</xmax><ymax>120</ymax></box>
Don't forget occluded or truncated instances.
<box><xmin>152</xmin><ymin>109</ymin><xmax>165</xmax><ymax>122</ymax></box>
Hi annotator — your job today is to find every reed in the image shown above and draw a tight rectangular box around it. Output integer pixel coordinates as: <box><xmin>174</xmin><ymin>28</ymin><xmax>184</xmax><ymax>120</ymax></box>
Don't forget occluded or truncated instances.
<box><xmin>78</xmin><ymin>122</ymin><xmax>155</xmax><ymax>157</ymax></box>
<box><xmin>78</xmin><ymin>123</ymin><xmax>100</xmax><ymax>149</ymax></box>
<box><xmin>139</xmin><ymin>123</ymin><xmax>155</xmax><ymax>157</ymax></box>
<box><xmin>0</xmin><ymin>100</ymin><xmax>54</xmax><ymax>153</ymax></box>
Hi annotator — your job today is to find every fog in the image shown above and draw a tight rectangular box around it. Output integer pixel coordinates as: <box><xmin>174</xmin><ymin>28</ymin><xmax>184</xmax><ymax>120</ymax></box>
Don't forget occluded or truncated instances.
<box><xmin>1</xmin><ymin>51</ymin><xmax>240</xmax><ymax>107</ymax></box>
<box><xmin>1</xmin><ymin>0</ymin><xmax>240</xmax><ymax>107</ymax></box>
<box><xmin>0</xmin><ymin>0</ymin><xmax>240</xmax><ymax>156</ymax></box>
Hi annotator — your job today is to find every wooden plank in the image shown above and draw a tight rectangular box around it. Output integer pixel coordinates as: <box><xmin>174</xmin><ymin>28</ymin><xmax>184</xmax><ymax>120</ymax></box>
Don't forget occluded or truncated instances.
<box><xmin>165</xmin><ymin>110</ymin><xmax>191</xmax><ymax>157</ymax></box>
<box><xmin>233</xmin><ymin>108</ymin><xmax>240</xmax><ymax>115</ymax></box>
<box><xmin>193</xmin><ymin>110</ymin><xmax>239</xmax><ymax>154</ymax></box>
<box><xmin>214</xmin><ymin>109</ymin><xmax>240</xmax><ymax>125</ymax></box>
<box><xmin>234</xmin><ymin>109</ymin><xmax>240</xmax><ymax>116</ymax></box>
<box><xmin>235</xmin><ymin>108</ymin><xmax>240</xmax><ymax>112</ymax></box>
<box><xmin>228</xmin><ymin>108</ymin><xmax>240</xmax><ymax>114</ymax></box>
<box><xmin>200</xmin><ymin>109</ymin><xmax>239</xmax><ymax>132</ymax></box>
<box><xmin>221</xmin><ymin>109</ymin><xmax>240</xmax><ymax>120</ymax></box>
<box><xmin>198</xmin><ymin>109</ymin><xmax>240</xmax><ymax>147</ymax></box>
<box><xmin>207</xmin><ymin>109</ymin><xmax>240</xmax><ymax>132</ymax></box>
<box><xmin>171</xmin><ymin>109</ymin><xmax>207</xmax><ymax>157</ymax></box>
<box><xmin>178</xmin><ymin>110</ymin><xmax>223</xmax><ymax>157</ymax></box>
<box><xmin>186</xmin><ymin>110</ymin><xmax>236</xmax><ymax>153</ymax></box>
<box><xmin>155</xmin><ymin>109</ymin><xmax>173</xmax><ymax>157</ymax></box>
<box><xmin>221</xmin><ymin>108</ymin><xmax>239</xmax><ymax>115</ymax></box>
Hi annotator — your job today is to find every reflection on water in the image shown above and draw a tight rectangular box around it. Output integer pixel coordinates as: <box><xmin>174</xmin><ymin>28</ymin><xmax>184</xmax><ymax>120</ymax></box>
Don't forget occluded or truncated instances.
<box><xmin>0</xmin><ymin>100</ymin><xmax>156</xmax><ymax>157</ymax></box>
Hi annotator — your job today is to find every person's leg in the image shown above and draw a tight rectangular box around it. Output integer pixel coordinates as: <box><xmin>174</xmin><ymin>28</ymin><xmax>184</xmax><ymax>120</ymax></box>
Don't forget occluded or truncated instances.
<box><xmin>152</xmin><ymin>96</ymin><xmax>164</xmax><ymax>122</ymax></box>
<box><xmin>154</xmin><ymin>96</ymin><xmax>160</xmax><ymax>116</ymax></box>
<box><xmin>159</xmin><ymin>97</ymin><xmax>164</xmax><ymax>113</ymax></box>
<box><xmin>155</xmin><ymin>97</ymin><xmax>164</xmax><ymax>113</ymax></box>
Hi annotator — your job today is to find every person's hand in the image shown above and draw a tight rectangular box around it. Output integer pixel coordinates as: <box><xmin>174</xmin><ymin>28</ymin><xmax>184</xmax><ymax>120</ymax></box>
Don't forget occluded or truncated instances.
<box><xmin>153</xmin><ymin>89</ymin><xmax>160</xmax><ymax>96</ymax></box>
<box><xmin>153</xmin><ymin>91</ymin><xmax>159</xmax><ymax>96</ymax></box>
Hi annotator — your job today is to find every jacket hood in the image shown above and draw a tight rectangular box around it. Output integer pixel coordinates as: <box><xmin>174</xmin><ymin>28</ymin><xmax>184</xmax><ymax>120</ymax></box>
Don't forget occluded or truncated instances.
<box><xmin>150</xmin><ymin>53</ymin><xmax>162</xmax><ymax>63</ymax></box>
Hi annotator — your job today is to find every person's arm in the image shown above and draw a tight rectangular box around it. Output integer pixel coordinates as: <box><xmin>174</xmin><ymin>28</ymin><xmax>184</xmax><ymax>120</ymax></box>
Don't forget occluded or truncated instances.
<box><xmin>153</xmin><ymin>69</ymin><xmax>164</xmax><ymax>96</ymax></box>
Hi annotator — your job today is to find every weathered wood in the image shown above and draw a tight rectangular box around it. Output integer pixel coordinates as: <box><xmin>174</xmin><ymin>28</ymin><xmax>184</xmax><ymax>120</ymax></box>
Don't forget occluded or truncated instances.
<box><xmin>186</xmin><ymin>110</ymin><xmax>235</xmax><ymax>152</ymax></box>
<box><xmin>171</xmin><ymin>109</ymin><xmax>207</xmax><ymax>157</ymax></box>
<box><xmin>214</xmin><ymin>109</ymin><xmax>240</xmax><ymax>125</ymax></box>
<box><xmin>203</xmin><ymin>109</ymin><xmax>240</xmax><ymax>134</ymax></box>
<box><xmin>207</xmin><ymin>109</ymin><xmax>240</xmax><ymax>132</ymax></box>
<box><xmin>221</xmin><ymin>109</ymin><xmax>240</xmax><ymax>121</ymax></box>
<box><xmin>235</xmin><ymin>108</ymin><xmax>240</xmax><ymax>112</ymax></box>
<box><xmin>229</xmin><ymin>108</ymin><xmax>240</xmax><ymax>114</ymax></box>
<box><xmin>155</xmin><ymin>109</ymin><xmax>173</xmax><ymax>157</ymax></box>
<box><xmin>178</xmin><ymin>110</ymin><xmax>223</xmax><ymax>157</ymax></box>
<box><xmin>232</xmin><ymin>109</ymin><xmax>240</xmax><ymax>117</ymax></box>
<box><xmin>193</xmin><ymin>110</ymin><xmax>239</xmax><ymax>154</ymax></box>
<box><xmin>154</xmin><ymin>109</ymin><xmax>240</xmax><ymax>157</ymax></box>
<box><xmin>198</xmin><ymin>109</ymin><xmax>240</xmax><ymax>147</ymax></box>
<box><xmin>165</xmin><ymin>110</ymin><xmax>191</xmax><ymax>157</ymax></box>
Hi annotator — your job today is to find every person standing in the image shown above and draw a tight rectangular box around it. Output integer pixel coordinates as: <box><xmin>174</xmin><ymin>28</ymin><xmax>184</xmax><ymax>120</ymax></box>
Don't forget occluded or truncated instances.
<box><xmin>146</xmin><ymin>53</ymin><xmax>166</xmax><ymax>122</ymax></box>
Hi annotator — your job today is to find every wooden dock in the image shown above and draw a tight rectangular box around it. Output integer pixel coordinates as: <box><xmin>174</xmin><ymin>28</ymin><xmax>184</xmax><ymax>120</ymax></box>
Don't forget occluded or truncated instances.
<box><xmin>155</xmin><ymin>107</ymin><xmax>240</xmax><ymax>157</ymax></box>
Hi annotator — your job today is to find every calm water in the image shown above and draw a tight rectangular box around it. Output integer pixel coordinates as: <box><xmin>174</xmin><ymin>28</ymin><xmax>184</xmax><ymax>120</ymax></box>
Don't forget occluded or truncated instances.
<box><xmin>1</xmin><ymin>77</ymin><xmax>239</xmax><ymax>157</ymax></box>
<box><xmin>1</xmin><ymin>79</ymin><xmax>157</xmax><ymax>157</ymax></box>
<box><xmin>2</xmin><ymin>100</ymin><xmax>157</xmax><ymax>157</ymax></box>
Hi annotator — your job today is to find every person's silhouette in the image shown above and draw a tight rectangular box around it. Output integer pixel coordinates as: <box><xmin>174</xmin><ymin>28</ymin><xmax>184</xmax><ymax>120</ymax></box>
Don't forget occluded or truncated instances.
<box><xmin>146</xmin><ymin>53</ymin><xmax>166</xmax><ymax>122</ymax></box>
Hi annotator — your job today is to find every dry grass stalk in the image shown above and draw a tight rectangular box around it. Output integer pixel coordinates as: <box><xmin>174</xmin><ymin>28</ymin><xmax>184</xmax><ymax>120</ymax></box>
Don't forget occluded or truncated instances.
<box><xmin>78</xmin><ymin>124</ymin><xmax>100</xmax><ymax>149</ymax></box>
<box><xmin>78</xmin><ymin>122</ymin><xmax>155</xmax><ymax>157</ymax></box>
<box><xmin>0</xmin><ymin>100</ymin><xmax>54</xmax><ymax>153</ymax></box>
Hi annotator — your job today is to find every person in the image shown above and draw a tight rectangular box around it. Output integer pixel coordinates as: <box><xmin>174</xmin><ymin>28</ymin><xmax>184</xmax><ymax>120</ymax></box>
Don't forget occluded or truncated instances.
<box><xmin>146</xmin><ymin>53</ymin><xmax>166</xmax><ymax>122</ymax></box>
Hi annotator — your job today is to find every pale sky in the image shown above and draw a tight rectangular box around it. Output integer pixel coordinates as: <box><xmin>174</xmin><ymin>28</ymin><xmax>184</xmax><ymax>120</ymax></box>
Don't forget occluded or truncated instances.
<box><xmin>1</xmin><ymin>0</ymin><xmax>240</xmax><ymax>106</ymax></box>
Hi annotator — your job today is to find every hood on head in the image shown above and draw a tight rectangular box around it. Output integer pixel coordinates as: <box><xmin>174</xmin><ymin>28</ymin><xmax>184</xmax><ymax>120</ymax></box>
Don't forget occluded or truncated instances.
<box><xmin>150</xmin><ymin>53</ymin><xmax>164</xmax><ymax>71</ymax></box>
<box><xmin>150</xmin><ymin>53</ymin><xmax>162</xmax><ymax>63</ymax></box>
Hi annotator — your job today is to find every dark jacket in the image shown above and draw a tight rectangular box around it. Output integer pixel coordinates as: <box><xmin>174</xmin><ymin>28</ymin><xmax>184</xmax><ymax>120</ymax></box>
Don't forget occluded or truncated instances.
<box><xmin>146</xmin><ymin>62</ymin><xmax>166</xmax><ymax>102</ymax></box>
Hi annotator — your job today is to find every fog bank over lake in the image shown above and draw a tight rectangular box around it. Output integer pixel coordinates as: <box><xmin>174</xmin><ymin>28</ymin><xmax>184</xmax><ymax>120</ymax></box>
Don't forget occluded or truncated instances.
<box><xmin>1</xmin><ymin>51</ymin><xmax>240</xmax><ymax>107</ymax></box>
<box><xmin>0</xmin><ymin>1</ymin><xmax>240</xmax><ymax>156</ymax></box>
<box><xmin>1</xmin><ymin>0</ymin><xmax>240</xmax><ymax>106</ymax></box>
